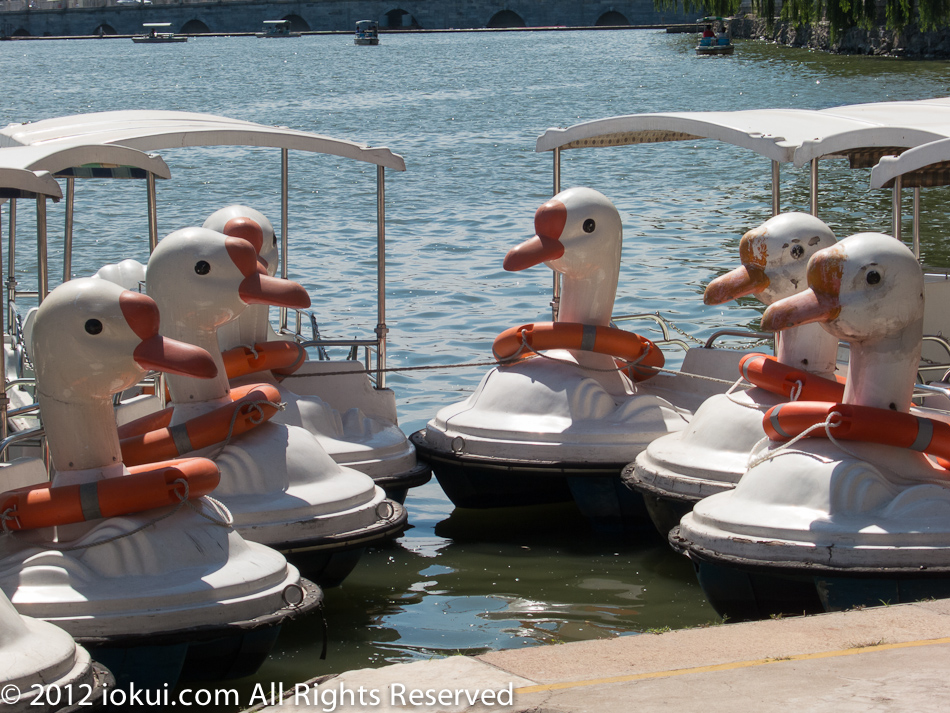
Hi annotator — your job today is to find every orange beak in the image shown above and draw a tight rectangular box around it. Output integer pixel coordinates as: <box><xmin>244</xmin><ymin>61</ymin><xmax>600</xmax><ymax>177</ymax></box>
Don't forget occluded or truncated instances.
<box><xmin>761</xmin><ymin>289</ymin><xmax>841</xmax><ymax>332</ymax></box>
<box><xmin>133</xmin><ymin>334</ymin><xmax>219</xmax><ymax>379</ymax></box>
<box><xmin>503</xmin><ymin>198</ymin><xmax>567</xmax><ymax>271</ymax></box>
<box><xmin>704</xmin><ymin>264</ymin><xmax>770</xmax><ymax>305</ymax></box>
<box><xmin>226</xmin><ymin>237</ymin><xmax>311</xmax><ymax>309</ymax></box>
<box><xmin>119</xmin><ymin>291</ymin><xmax>218</xmax><ymax>378</ymax></box>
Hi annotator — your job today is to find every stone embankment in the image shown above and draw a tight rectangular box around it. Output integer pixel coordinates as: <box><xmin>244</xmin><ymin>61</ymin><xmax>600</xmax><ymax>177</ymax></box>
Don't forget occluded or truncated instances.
<box><xmin>730</xmin><ymin>16</ymin><xmax>950</xmax><ymax>58</ymax></box>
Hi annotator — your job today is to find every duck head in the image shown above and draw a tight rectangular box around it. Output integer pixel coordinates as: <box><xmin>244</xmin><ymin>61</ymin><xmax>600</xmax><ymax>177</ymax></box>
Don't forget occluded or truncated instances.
<box><xmin>147</xmin><ymin>226</ymin><xmax>309</xmax><ymax>336</ymax></box>
<box><xmin>504</xmin><ymin>187</ymin><xmax>622</xmax><ymax>325</ymax></box>
<box><xmin>31</xmin><ymin>278</ymin><xmax>216</xmax><ymax>476</ymax></box>
<box><xmin>762</xmin><ymin>233</ymin><xmax>923</xmax><ymax>411</ymax></box>
<box><xmin>147</xmin><ymin>226</ymin><xmax>310</xmax><ymax>406</ymax></box>
<box><xmin>705</xmin><ymin>212</ymin><xmax>838</xmax><ymax>375</ymax></box>
<box><xmin>203</xmin><ymin>205</ymin><xmax>279</xmax><ymax>278</ymax></box>
<box><xmin>705</xmin><ymin>213</ymin><xmax>836</xmax><ymax>307</ymax></box>
<box><xmin>33</xmin><ymin>279</ymin><xmax>216</xmax><ymax>400</ymax></box>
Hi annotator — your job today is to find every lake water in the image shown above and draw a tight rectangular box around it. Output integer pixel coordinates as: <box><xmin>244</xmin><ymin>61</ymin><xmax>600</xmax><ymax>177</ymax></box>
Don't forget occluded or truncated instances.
<box><xmin>3</xmin><ymin>28</ymin><xmax>950</xmax><ymax>707</ymax></box>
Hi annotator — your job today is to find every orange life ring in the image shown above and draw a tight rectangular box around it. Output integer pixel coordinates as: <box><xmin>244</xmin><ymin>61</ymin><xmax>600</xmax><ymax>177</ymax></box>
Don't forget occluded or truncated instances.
<box><xmin>222</xmin><ymin>341</ymin><xmax>306</xmax><ymax>380</ymax></box>
<box><xmin>492</xmin><ymin>322</ymin><xmax>665</xmax><ymax>382</ymax></box>
<box><xmin>762</xmin><ymin>401</ymin><xmax>950</xmax><ymax>462</ymax></box>
<box><xmin>740</xmin><ymin>353</ymin><xmax>845</xmax><ymax>402</ymax></box>
<box><xmin>0</xmin><ymin>457</ymin><xmax>219</xmax><ymax>532</ymax></box>
<box><xmin>118</xmin><ymin>383</ymin><xmax>281</xmax><ymax>467</ymax></box>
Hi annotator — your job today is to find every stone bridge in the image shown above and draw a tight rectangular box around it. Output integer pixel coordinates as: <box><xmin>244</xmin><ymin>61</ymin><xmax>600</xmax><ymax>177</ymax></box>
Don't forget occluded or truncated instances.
<box><xmin>0</xmin><ymin>0</ymin><xmax>694</xmax><ymax>37</ymax></box>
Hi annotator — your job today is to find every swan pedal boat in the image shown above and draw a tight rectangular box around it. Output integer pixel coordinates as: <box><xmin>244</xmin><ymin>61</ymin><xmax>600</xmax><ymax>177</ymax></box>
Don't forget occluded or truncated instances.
<box><xmin>499</xmin><ymin>100</ymin><xmax>950</xmax><ymax>532</ymax></box>
<box><xmin>0</xmin><ymin>110</ymin><xmax>430</xmax><ymax>507</ymax></box>
<box><xmin>672</xmin><ymin>232</ymin><xmax>950</xmax><ymax>621</ymax></box>
<box><xmin>108</xmin><ymin>226</ymin><xmax>409</xmax><ymax>588</ymax></box>
<box><xmin>413</xmin><ymin>187</ymin><xmax>755</xmax><ymax>532</ymax></box>
<box><xmin>625</xmin><ymin>212</ymin><xmax>842</xmax><ymax>535</ymax></box>
<box><xmin>0</xmin><ymin>275</ymin><xmax>321</xmax><ymax>691</ymax></box>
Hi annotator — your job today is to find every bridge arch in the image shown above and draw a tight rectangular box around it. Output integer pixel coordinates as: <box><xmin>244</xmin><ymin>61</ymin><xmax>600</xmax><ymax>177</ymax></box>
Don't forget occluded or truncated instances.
<box><xmin>384</xmin><ymin>9</ymin><xmax>419</xmax><ymax>28</ymax></box>
<box><xmin>12</xmin><ymin>27</ymin><xmax>30</xmax><ymax>36</ymax></box>
<box><xmin>283</xmin><ymin>14</ymin><xmax>310</xmax><ymax>31</ymax></box>
<box><xmin>181</xmin><ymin>18</ymin><xmax>210</xmax><ymax>34</ymax></box>
<box><xmin>487</xmin><ymin>10</ymin><xmax>526</xmax><ymax>28</ymax></box>
<box><xmin>93</xmin><ymin>23</ymin><xmax>117</xmax><ymax>36</ymax></box>
<box><xmin>595</xmin><ymin>10</ymin><xmax>629</xmax><ymax>25</ymax></box>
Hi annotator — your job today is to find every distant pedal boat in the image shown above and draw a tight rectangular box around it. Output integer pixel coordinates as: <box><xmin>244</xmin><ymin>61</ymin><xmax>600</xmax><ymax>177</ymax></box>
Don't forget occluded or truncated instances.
<box><xmin>132</xmin><ymin>22</ymin><xmax>187</xmax><ymax>43</ymax></box>
<box><xmin>355</xmin><ymin>20</ymin><xmax>380</xmax><ymax>45</ymax></box>
<box><xmin>257</xmin><ymin>19</ymin><xmax>300</xmax><ymax>38</ymax></box>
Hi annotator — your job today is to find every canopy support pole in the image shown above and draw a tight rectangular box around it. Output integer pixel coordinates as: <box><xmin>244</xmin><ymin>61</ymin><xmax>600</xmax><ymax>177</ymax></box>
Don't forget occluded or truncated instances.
<box><xmin>913</xmin><ymin>186</ymin><xmax>921</xmax><ymax>259</ymax></box>
<box><xmin>0</xmin><ymin>200</ymin><xmax>5</xmax><ymax>445</ymax></box>
<box><xmin>892</xmin><ymin>175</ymin><xmax>902</xmax><ymax>241</ymax></box>
<box><xmin>375</xmin><ymin>165</ymin><xmax>388</xmax><ymax>389</ymax></box>
<box><xmin>36</xmin><ymin>196</ymin><xmax>48</xmax><ymax>303</ymax></box>
<box><xmin>279</xmin><ymin>148</ymin><xmax>290</xmax><ymax>332</ymax></box>
<box><xmin>810</xmin><ymin>158</ymin><xmax>818</xmax><ymax>217</ymax></box>
<box><xmin>147</xmin><ymin>172</ymin><xmax>158</xmax><ymax>252</ymax></box>
<box><xmin>552</xmin><ymin>148</ymin><xmax>561</xmax><ymax>321</ymax></box>
<box><xmin>63</xmin><ymin>177</ymin><xmax>74</xmax><ymax>283</ymax></box>
<box><xmin>6</xmin><ymin>200</ymin><xmax>15</xmax><ymax>336</ymax></box>
<box><xmin>771</xmin><ymin>160</ymin><xmax>780</xmax><ymax>216</ymax></box>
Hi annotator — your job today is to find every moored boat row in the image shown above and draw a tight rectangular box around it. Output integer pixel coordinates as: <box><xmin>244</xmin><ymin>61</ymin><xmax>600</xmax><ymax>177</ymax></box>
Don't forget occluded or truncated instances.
<box><xmin>0</xmin><ymin>113</ymin><xmax>429</xmax><ymax>696</ymax></box>
<box><xmin>416</xmin><ymin>97</ymin><xmax>950</xmax><ymax>620</ymax></box>
<box><xmin>4</xmin><ymin>97</ymin><xmax>950</xmax><ymax>696</ymax></box>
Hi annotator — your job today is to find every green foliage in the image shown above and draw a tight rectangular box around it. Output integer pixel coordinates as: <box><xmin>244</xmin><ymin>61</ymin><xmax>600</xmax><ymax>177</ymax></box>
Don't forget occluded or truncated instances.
<box><xmin>653</xmin><ymin>0</ymin><xmax>742</xmax><ymax>19</ymax></box>
<box><xmin>753</xmin><ymin>0</ymin><xmax>778</xmax><ymax>28</ymax></box>
<box><xmin>917</xmin><ymin>0</ymin><xmax>950</xmax><ymax>29</ymax></box>
<box><xmin>887</xmin><ymin>0</ymin><xmax>914</xmax><ymax>28</ymax></box>
<box><xmin>655</xmin><ymin>0</ymin><xmax>950</xmax><ymax>40</ymax></box>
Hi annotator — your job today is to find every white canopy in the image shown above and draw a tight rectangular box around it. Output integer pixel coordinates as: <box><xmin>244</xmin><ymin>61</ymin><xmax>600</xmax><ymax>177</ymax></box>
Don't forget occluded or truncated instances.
<box><xmin>0</xmin><ymin>110</ymin><xmax>406</xmax><ymax>172</ymax></box>
<box><xmin>870</xmin><ymin>137</ymin><xmax>950</xmax><ymax>188</ymax></box>
<box><xmin>536</xmin><ymin>97</ymin><xmax>950</xmax><ymax>168</ymax></box>
<box><xmin>0</xmin><ymin>143</ymin><xmax>170</xmax><ymax>180</ymax></box>
<box><xmin>0</xmin><ymin>166</ymin><xmax>62</xmax><ymax>199</ymax></box>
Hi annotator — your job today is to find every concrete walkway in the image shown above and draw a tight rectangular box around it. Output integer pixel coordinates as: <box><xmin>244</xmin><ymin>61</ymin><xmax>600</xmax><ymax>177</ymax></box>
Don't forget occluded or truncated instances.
<box><xmin>251</xmin><ymin>598</ymin><xmax>950</xmax><ymax>712</ymax></box>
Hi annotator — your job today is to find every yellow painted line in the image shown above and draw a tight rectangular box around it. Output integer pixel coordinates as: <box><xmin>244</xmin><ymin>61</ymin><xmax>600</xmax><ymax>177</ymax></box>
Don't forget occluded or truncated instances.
<box><xmin>514</xmin><ymin>636</ymin><xmax>950</xmax><ymax>694</ymax></box>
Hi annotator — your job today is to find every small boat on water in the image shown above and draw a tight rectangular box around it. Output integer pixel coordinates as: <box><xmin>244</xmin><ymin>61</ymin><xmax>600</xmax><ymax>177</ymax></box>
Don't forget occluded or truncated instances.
<box><xmin>0</xmin><ymin>111</ymin><xmax>425</xmax><ymax>583</ymax></box>
<box><xmin>132</xmin><ymin>22</ymin><xmax>187</xmax><ymax>43</ymax></box>
<box><xmin>0</xmin><ymin>275</ymin><xmax>320</xmax><ymax>691</ymax></box>
<box><xmin>414</xmin><ymin>186</ymin><xmax>723</xmax><ymax>533</ymax></box>
<box><xmin>672</xmin><ymin>232</ymin><xmax>950</xmax><ymax>620</ymax></box>
<box><xmin>695</xmin><ymin>16</ymin><xmax>734</xmax><ymax>55</ymax></box>
<box><xmin>355</xmin><ymin>20</ymin><xmax>379</xmax><ymax>45</ymax></box>
<box><xmin>667</xmin><ymin>136</ymin><xmax>950</xmax><ymax>620</ymax></box>
<box><xmin>118</xmin><ymin>225</ymin><xmax>408</xmax><ymax>587</ymax></box>
<box><xmin>0</xmin><ymin>168</ymin><xmax>118</xmax><ymax>708</ymax></box>
<box><xmin>626</xmin><ymin>212</ymin><xmax>842</xmax><ymax>535</ymax></box>
<box><xmin>203</xmin><ymin>205</ymin><xmax>431</xmax><ymax>505</ymax></box>
<box><xmin>257</xmin><ymin>19</ymin><xmax>300</xmax><ymax>38</ymax></box>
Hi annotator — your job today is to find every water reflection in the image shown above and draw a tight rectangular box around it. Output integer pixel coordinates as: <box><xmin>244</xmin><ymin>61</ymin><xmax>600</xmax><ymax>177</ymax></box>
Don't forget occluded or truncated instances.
<box><xmin>217</xmin><ymin>482</ymin><xmax>716</xmax><ymax>704</ymax></box>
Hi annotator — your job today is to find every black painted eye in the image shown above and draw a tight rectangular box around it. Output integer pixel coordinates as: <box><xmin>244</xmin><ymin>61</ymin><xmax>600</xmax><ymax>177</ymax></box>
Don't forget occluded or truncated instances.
<box><xmin>195</xmin><ymin>260</ymin><xmax>211</xmax><ymax>275</ymax></box>
<box><xmin>866</xmin><ymin>270</ymin><xmax>881</xmax><ymax>285</ymax></box>
<box><xmin>583</xmin><ymin>219</ymin><xmax>596</xmax><ymax>234</ymax></box>
<box><xmin>84</xmin><ymin>319</ymin><xmax>103</xmax><ymax>335</ymax></box>
<box><xmin>790</xmin><ymin>245</ymin><xmax>805</xmax><ymax>259</ymax></box>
